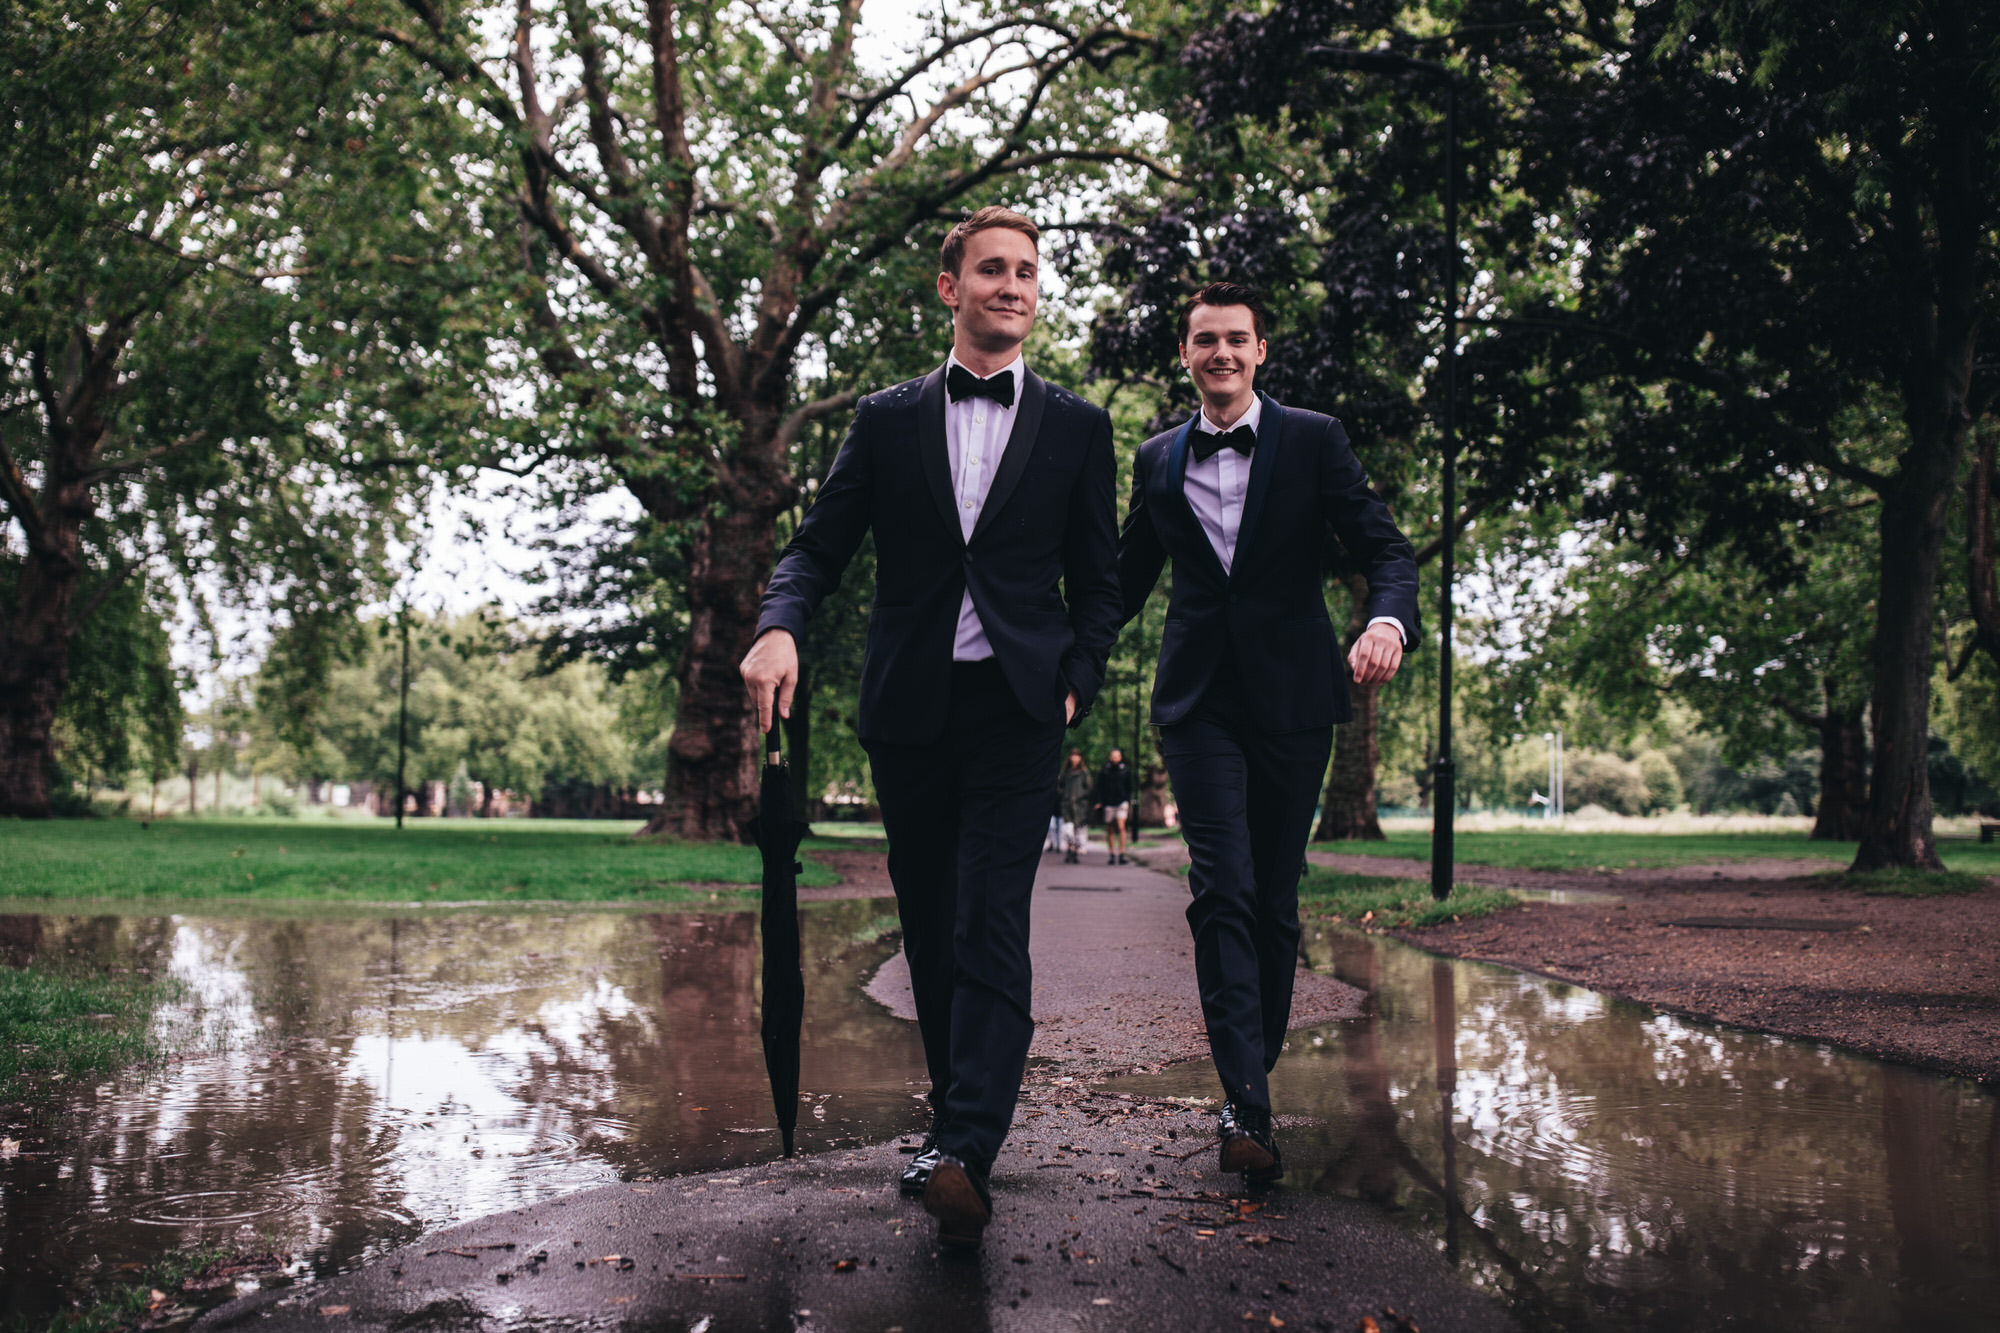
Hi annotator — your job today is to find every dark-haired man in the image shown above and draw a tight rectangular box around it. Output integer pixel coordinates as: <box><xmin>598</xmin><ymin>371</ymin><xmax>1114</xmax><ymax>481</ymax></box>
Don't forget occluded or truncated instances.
<box><xmin>1117</xmin><ymin>282</ymin><xmax>1417</xmax><ymax>1183</ymax></box>
<box><xmin>742</xmin><ymin>207</ymin><xmax>1119</xmax><ymax>1247</ymax></box>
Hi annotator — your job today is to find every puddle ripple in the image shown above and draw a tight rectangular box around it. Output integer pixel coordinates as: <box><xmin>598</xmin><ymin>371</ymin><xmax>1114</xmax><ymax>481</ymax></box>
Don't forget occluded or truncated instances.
<box><xmin>0</xmin><ymin>902</ymin><xmax>924</xmax><ymax>1319</ymax></box>
<box><xmin>1108</xmin><ymin>929</ymin><xmax>2000</xmax><ymax>1332</ymax></box>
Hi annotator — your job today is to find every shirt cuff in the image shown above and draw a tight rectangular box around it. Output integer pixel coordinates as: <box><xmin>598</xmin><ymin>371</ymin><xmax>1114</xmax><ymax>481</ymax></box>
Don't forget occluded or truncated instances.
<box><xmin>1365</xmin><ymin>615</ymin><xmax>1407</xmax><ymax>647</ymax></box>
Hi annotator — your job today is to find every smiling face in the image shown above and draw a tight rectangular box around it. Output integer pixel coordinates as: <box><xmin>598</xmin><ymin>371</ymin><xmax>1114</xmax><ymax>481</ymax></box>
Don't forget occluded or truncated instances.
<box><xmin>938</xmin><ymin>226</ymin><xmax>1039</xmax><ymax>365</ymax></box>
<box><xmin>1180</xmin><ymin>302</ymin><xmax>1267</xmax><ymax>421</ymax></box>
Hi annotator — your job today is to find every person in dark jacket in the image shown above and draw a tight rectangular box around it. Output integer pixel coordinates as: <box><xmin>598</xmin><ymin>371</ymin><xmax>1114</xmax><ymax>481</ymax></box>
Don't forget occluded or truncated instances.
<box><xmin>1116</xmin><ymin>282</ymin><xmax>1417</xmax><ymax>1185</ymax></box>
<box><xmin>741</xmin><ymin>208</ymin><xmax>1119</xmax><ymax>1248</ymax></box>
<box><xmin>1095</xmin><ymin>748</ymin><xmax>1132</xmax><ymax>864</ymax></box>
<box><xmin>1058</xmin><ymin>748</ymin><xmax>1094</xmax><ymax>863</ymax></box>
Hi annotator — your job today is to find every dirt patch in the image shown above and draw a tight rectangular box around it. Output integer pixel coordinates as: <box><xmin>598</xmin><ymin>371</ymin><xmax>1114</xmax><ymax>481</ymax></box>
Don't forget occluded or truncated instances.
<box><xmin>798</xmin><ymin>846</ymin><xmax>896</xmax><ymax>900</ymax></box>
<box><xmin>1395</xmin><ymin>871</ymin><xmax>2000</xmax><ymax>1084</ymax></box>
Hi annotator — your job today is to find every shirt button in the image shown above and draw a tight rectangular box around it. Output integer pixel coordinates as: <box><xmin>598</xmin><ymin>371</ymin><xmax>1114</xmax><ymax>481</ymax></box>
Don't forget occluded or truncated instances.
<box><xmin>964</xmin><ymin>501</ymin><xmax>974</xmax><ymax>510</ymax></box>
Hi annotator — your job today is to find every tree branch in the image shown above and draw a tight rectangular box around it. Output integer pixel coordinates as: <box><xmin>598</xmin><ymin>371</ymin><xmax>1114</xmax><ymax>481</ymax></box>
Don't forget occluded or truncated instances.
<box><xmin>774</xmin><ymin>388</ymin><xmax>861</xmax><ymax>452</ymax></box>
<box><xmin>80</xmin><ymin>430</ymin><xmax>209</xmax><ymax>484</ymax></box>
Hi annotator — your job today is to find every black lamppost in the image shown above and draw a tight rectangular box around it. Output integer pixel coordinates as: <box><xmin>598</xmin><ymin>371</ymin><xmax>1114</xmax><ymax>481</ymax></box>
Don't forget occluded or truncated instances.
<box><xmin>1307</xmin><ymin>46</ymin><xmax>1460</xmax><ymax>902</ymax></box>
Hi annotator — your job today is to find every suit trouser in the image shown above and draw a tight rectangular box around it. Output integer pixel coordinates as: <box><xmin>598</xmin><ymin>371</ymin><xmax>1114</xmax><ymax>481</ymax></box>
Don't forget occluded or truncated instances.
<box><xmin>865</xmin><ymin>658</ymin><xmax>1063</xmax><ymax>1175</ymax></box>
<box><xmin>1159</xmin><ymin>664</ymin><xmax>1332</xmax><ymax>1114</ymax></box>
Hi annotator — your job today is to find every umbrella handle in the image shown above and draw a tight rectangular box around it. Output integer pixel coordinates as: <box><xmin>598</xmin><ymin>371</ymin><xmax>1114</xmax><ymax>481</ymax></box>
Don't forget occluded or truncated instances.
<box><xmin>767</xmin><ymin>689</ymin><xmax>784</xmax><ymax>767</ymax></box>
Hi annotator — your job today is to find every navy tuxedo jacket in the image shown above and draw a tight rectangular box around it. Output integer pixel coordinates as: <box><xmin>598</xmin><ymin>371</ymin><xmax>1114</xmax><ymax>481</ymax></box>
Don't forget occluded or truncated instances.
<box><xmin>756</xmin><ymin>364</ymin><xmax>1121</xmax><ymax>747</ymax></box>
<box><xmin>1118</xmin><ymin>393</ymin><xmax>1419</xmax><ymax>732</ymax></box>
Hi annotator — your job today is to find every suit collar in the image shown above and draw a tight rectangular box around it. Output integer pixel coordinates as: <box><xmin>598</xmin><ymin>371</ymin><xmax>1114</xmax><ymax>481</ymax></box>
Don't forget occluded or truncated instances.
<box><xmin>1164</xmin><ymin>415</ymin><xmax>1229</xmax><ymax>584</ymax></box>
<box><xmin>916</xmin><ymin>366</ymin><xmax>957</xmax><ymax>540</ymax></box>
<box><xmin>970</xmin><ymin>367</ymin><xmax>1046</xmax><ymax>543</ymax></box>
<box><xmin>1231</xmin><ymin>392</ymin><xmax>1284</xmax><ymax>583</ymax></box>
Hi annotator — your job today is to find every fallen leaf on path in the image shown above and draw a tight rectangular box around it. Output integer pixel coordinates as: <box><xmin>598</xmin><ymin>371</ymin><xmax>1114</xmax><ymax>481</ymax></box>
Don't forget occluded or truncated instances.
<box><xmin>318</xmin><ymin>1308</ymin><xmax>350</xmax><ymax>1318</ymax></box>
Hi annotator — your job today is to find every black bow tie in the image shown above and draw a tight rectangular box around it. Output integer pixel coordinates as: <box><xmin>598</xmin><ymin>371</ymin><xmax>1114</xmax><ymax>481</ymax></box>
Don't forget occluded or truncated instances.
<box><xmin>947</xmin><ymin>364</ymin><xmax>1016</xmax><ymax>408</ymax></box>
<box><xmin>1191</xmin><ymin>424</ymin><xmax>1256</xmax><ymax>462</ymax></box>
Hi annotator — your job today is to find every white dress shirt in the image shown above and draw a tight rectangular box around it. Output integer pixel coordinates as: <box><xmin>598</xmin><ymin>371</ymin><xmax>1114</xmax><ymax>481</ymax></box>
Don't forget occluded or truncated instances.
<box><xmin>1186</xmin><ymin>396</ymin><xmax>1406</xmax><ymax>645</ymax></box>
<box><xmin>946</xmin><ymin>352</ymin><xmax>1024</xmax><ymax>661</ymax></box>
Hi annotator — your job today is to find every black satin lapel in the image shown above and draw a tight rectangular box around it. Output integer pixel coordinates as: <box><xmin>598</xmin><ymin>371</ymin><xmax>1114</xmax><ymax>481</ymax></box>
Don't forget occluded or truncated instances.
<box><xmin>1166</xmin><ymin>415</ymin><xmax>1229</xmax><ymax>584</ymax></box>
<box><xmin>1230</xmin><ymin>393</ymin><xmax>1282</xmax><ymax>584</ymax></box>
<box><xmin>969</xmin><ymin>368</ymin><xmax>1047</xmax><ymax>544</ymax></box>
<box><xmin>916</xmin><ymin>366</ymin><xmax>958</xmax><ymax>543</ymax></box>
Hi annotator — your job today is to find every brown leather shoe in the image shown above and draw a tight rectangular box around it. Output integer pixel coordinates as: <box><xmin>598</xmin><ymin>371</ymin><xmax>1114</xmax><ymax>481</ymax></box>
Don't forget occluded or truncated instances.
<box><xmin>922</xmin><ymin>1154</ymin><xmax>992</xmax><ymax>1249</ymax></box>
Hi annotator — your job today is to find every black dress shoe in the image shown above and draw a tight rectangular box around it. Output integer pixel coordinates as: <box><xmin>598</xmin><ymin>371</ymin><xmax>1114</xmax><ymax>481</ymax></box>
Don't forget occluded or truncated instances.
<box><xmin>899</xmin><ymin>1128</ymin><xmax>941</xmax><ymax>1197</ymax></box>
<box><xmin>1217</xmin><ymin>1102</ymin><xmax>1283</xmax><ymax>1184</ymax></box>
<box><xmin>922</xmin><ymin>1154</ymin><xmax>992</xmax><ymax>1249</ymax></box>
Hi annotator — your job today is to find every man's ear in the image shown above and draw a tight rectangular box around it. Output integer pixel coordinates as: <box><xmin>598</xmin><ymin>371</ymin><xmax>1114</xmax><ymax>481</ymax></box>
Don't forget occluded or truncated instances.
<box><xmin>937</xmin><ymin>270</ymin><xmax>959</xmax><ymax>310</ymax></box>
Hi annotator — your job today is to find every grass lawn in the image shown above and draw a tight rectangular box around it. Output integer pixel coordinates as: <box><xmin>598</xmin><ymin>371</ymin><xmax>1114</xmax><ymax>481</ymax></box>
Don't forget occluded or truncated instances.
<box><xmin>0</xmin><ymin>962</ymin><xmax>186</xmax><ymax>1102</ymax></box>
<box><xmin>0</xmin><ymin>817</ymin><xmax>842</xmax><ymax>905</ymax></box>
<box><xmin>1298</xmin><ymin>868</ymin><xmax>1518</xmax><ymax>927</ymax></box>
<box><xmin>1311</xmin><ymin>828</ymin><xmax>2000</xmax><ymax>876</ymax></box>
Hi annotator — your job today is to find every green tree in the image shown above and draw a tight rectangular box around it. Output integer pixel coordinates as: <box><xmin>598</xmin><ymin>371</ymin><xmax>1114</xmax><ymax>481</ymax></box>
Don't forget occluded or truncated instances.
<box><xmin>0</xmin><ymin>0</ymin><xmax>455</xmax><ymax>816</ymax></box>
<box><xmin>308</xmin><ymin>0</ymin><xmax>1177</xmax><ymax>839</ymax></box>
<box><xmin>295</xmin><ymin>612</ymin><xmax>636</xmax><ymax>811</ymax></box>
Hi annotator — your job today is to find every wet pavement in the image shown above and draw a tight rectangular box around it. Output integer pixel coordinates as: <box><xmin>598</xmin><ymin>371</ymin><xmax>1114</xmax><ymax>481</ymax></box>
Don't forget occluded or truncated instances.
<box><xmin>5</xmin><ymin>850</ymin><xmax>1998</xmax><ymax>1330</ymax></box>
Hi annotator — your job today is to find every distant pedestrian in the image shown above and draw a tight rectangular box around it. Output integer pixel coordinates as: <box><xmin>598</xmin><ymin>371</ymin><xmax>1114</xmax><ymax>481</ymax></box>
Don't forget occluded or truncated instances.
<box><xmin>1059</xmin><ymin>748</ymin><xmax>1094</xmax><ymax>863</ymax></box>
<box><xmin>1097</xmin><ymin>748</ymin><xmax>1132</xmax><ymax>865</ymax></box>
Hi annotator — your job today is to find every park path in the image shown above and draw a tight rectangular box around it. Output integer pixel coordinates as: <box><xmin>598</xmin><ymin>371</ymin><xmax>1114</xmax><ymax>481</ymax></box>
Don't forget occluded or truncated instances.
<box><xmin>196</xmin><ymin>848</ymin><xmax>1513</xmax><ymax>1333</ymax></box>
<box><xmin>867</xmin><ymin>845</ymin><xmax>1362</xmax><ymax>1082</ymax></box>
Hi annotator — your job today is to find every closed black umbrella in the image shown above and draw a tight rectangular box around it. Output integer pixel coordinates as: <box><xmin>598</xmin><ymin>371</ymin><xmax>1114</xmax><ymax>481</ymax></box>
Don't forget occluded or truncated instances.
<box><xmin>751</xmin><ymin>706</ymin><xmax>809</xmax><ymax>1156</ymax></box>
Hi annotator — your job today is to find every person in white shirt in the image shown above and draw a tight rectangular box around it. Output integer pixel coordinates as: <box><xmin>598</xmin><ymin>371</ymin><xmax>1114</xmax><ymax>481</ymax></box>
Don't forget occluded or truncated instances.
<box><xmin>1115</xmin><ymin>281</ymin><xmax>1418</xmax><ymax>1185</ymax></box>
<box><xmin>742</xmin><ymin>207</ymin><xmax>1119</xmax><ymax>1249</ymax></box>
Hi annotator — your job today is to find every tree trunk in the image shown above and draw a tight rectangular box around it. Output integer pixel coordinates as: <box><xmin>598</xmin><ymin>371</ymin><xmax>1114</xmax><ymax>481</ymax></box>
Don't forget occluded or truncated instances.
<box><xmin>1853</xmin><ymin>438</ymin><xmax>1962</xmax><ymax>870</ymax></box>
<box><xmin>1315</xmin><ymin>581</ymin><xmax>1385</xmax><ymax>842</ymax></box>
<box><xmin>0</xmin><ymin>511</ymin><xmax>87</xmax><ymax>821</ymax></box>
<box><xmin>1811</xmin><ymin>688</ymin><xmax>1869</xmax><ymax>842</ymax></box>
<box><xmin>643</xmin><ymin>499</ymin><xmax>783</xmax><ymax>842</ymax></box>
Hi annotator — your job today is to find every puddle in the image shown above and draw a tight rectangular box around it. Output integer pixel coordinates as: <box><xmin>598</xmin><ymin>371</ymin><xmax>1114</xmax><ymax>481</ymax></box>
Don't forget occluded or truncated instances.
<box><xmin>1107</xmin><ymin>929</ymin><xmax>2000</xmax><ymax>1331</ymax></box>
<box><xmin>1512</xmin><ymin>887</ymin><xmax>1624</xmax><ymax>906</ymax></box>
<box><xmin>0</xmin><ymin>902</ymin><xmax>924</xmax><ymax>1319</ymax></box>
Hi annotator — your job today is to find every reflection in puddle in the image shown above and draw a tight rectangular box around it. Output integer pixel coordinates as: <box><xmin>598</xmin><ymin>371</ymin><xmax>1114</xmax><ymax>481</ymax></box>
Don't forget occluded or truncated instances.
<box><xmin>0</xmin><ymin>903</ymin><xmax>924</xmax><ymax>1318</ymax></box>
<box><xmin>1113</xmin><ymin>930</ymin><xmax>2000</xmax><ymax>1332</ymax></box>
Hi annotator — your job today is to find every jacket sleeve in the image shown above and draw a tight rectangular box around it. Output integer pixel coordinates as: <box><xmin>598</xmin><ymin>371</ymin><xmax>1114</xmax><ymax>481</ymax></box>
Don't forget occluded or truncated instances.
<box><xmin>1114</xmin><ymin>442</ymin><xmax>1168</xmax><ymax>628</ymax></box>
<box><xmin>1058</xmin><ymin>406</ymin><xmax>1122</xmax><ymax>719</ymax></box>
<box><xmin>756</xmin><ymin>399</ymin><xmax>875</xmax><ymax>644</ymax></box>
<box><xmin>1318</xmin><ymin>417</ymin><xmax>1420</xmax><ymax>645</ymax></box>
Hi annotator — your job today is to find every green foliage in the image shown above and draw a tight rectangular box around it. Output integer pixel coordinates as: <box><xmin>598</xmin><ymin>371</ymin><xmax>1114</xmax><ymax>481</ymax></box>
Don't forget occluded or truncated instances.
<box><xmin>0</xmin><ymin>819</ymin><xmax>838</xmax><ymax>905</ymax></box>
<box><xmin>1298</xmin><ymin>869</ymin><xmax>1518</xmax><ymax>928</ymax></box>
<box><xmin>279</xmin><ymin>611</ymin><xmax>638</xmax><ymax>797</ymax></box>
<box><xmin>0</xmin><ymin>961</ymin><xmax>186</xmax><ymax>1104</ymax></box>
<box><xmin>1936</xmin><ymin>651</ymin><xmax>2000</xmax><ymax>801</ymax></box>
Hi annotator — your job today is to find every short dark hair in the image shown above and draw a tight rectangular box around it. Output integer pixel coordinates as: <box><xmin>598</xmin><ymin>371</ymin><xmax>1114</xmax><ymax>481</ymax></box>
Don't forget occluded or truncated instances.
<box><xmin>941</xmin><ymin>206</ymin><xmax>1041</xmax><ymax>277</ymax></box>
<box><xmin>1178</xmin><ymin>281</ymin><xmax>1272</xmax><ymax>344</ymax></box>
